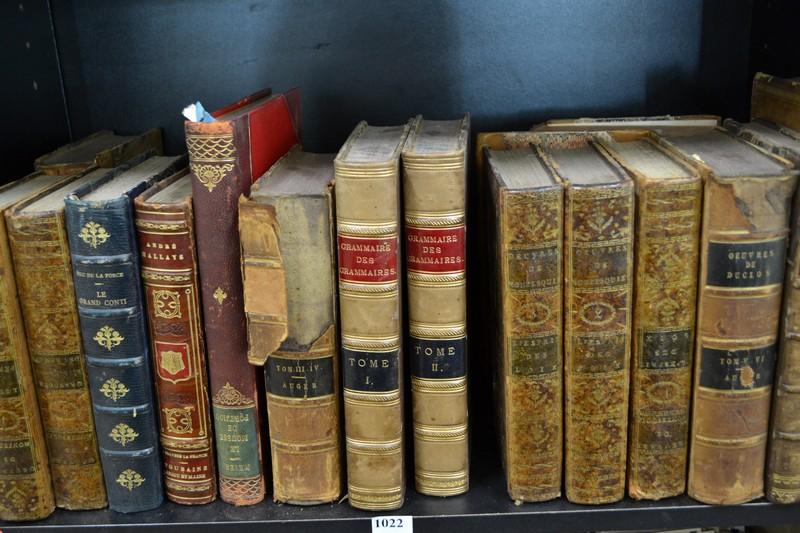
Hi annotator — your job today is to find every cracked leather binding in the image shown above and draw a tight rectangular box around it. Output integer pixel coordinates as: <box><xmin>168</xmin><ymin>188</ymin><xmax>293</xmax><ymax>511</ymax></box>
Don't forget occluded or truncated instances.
<box><xmin>725</xmin><ymin>119</ymin><xmax>800</xmax><ymax>503</ymax></box>
<box><xmin>7</xmin><ymin>169</ymin><xmax>115</xmax><ymax>511</ymax></box>
<box><xmin>335</xmin><ymin>121</ymin><xmax>411</xmax><ymax>511</ymax></box>
<box><xmin>184</xmin><ymin>88</ymin><xmax>300</xmax><ymax>505</ymax></box>
<box><xmin>34</xmin><ymin>129</ymin><xmax>164</xmax><ymax>177</ymax></box>
<box><xmin>598</xmin><ymin>132</ymin><xmax>703</xmax><ymax>500</ymax></box>
<box><xmin>135</xmin><ymin>169</ymin><xmax>217</xmax><ymax>505</ymax></box>
<box><xmin>662</xmin><ymin>127</ymin><xmax>799</xmax><ymax>504</ymax></box>
<box><xmin>0</xmin><ymin>171</ymin><xmax>76</xmax><ymax>520</ymax></box>
<box><xmin>751</xmin><ymin>72</ymin><xmax>800</xmax><ymax>133</ymax></box>
<box><xmin>64</xmin><ymin>155</ymin><xmax>185</xmax><ymax>512</ymax></box>
<box><xmin>240</xmin><ymin>148</ymin><xmax>342</xmax><ymax>505</ymax></box>
<box><xmin>402</xmin><ymin>116</ymin><xmax>470</xmax><ymax>497</ymax></box>
<box><xmin>485</xmin><ymin>145</ymin><xmax>563</xmax><ymax>502</ymax></box>
<box><xmin>538</xmin><ymin>134</ymin><xmax>635</xmax><ymax>505</ymax></box>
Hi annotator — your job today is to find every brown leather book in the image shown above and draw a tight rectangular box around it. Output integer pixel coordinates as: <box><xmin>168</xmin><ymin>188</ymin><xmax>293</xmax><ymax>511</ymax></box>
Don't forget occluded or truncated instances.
<box><xmin>485</xmin><ymin>146</ymin><xmax>563</xmax><ymax>502</ymax></box>
<box><xmin>662</xmin><ymin>127</ymin><xmax>799</xmax><ymax>504</ymax></box>
<box><xmin>6</xmin><ymin>168</ymin><xmax>113</xmax><ymax>510</ymax></box>
<box><xmin>725</xmin><ymin>120</ymin><xmax>800</xmax><ymax>503</ymax></box>
<box><xmin>134</xmin><ymin>169</ymin><xmax>217</xmax><ymax>505</ymax></box>
<box><xmin>184</xmin><ymin>89</ymin><xmax>299</xmax><ymax>505</ymax></box>
<box><xmin>751</xmin><ymin>73</ymin><xmax>800</xmax><ymax>132</ymax></box>
<box><xmin>335</xmin><ymin>121</ymin><xmax>411</xmax><ymax>511</ymax></box>
<box><xmin>240</xmin><ymin>148</ymin><xmax>342</xmax><ymax>505</ymax></box>
<box><xmin>34</xmin><ymin>129</ymin><xmax>164</xmax><ymax>176</ymax></box>
<box><xmin>0</xmin><ymin>172</ymin><xmax>73</xmax><ymax>521</ymax></box>
<box><xmin>538</xmin><ymin>134</ymin><xmax>635</xmax><ymax>504</ymax></box>
<box><xmin>402</xmin><ymin>115</ymin><xmax>470</xmax><ymax>497</ymax></box>
<box><xmin>598</xmin><ymin>132</ymin><xmax>703</xmax><ymax>500</ymax></box>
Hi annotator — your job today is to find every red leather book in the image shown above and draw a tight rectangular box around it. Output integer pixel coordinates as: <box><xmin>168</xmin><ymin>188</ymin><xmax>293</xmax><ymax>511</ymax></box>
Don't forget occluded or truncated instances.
<box><xmin>135</xmin><ymin>168</ymin><xmax>217</xmax><ymax>505</ymax></box>
<box><xmin>184</xmin><ymin>89</ymin><xmax>300</xmax><ymax>505</ymax></box>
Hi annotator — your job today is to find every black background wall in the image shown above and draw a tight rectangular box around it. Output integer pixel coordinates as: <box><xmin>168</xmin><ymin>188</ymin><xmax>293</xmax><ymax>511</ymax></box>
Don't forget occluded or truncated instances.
<box><xmin>3</xmin><ymin>0</ymin><xmax>758</xmax><ymax>179</ymax></box>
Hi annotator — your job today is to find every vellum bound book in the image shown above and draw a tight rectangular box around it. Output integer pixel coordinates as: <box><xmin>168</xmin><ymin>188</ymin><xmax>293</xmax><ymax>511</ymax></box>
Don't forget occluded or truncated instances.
<box><xmin>335</xmin><ymin>121</ymin><xmax>411</xmax><ymax>510</ymax></box>
<box><xmin>240</xmin><ymin>148</ymin><xmax>343</xmax><ymax>504</ymax></box>
<box><xmin>402</xmin><ymin>115</ymin><xmax>470</xmax><ymax>497</ymax></box>
<box><xmin>486</xmin><ymin>145</ymin><xmax>563</xmax><ymax>502</ymax></box>
<box><xmin>662</xmin><ymin>127</ymin><xmax>799</xmax><ymax>504</ymax></box>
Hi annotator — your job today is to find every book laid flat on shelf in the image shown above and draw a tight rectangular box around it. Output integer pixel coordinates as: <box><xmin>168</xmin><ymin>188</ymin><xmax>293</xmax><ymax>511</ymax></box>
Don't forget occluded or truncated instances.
<box><xmin>598</xmin><ymin>132</ymin><xmax>702</xmax><ymax>500</ymax></box>
<box><xmin>335</xmin><ymin>121</ymin><xmax>411</xmax><ymax>511</ymax></box>
<box><xmin>486</xmin><ymin>146</ymin><xmax>563</xmax><ymax>502</ymax></box>
<box><xmin>538</xmin><ymin>135</ymin><xmax>634</xmax><ymax>505</ymax></box>
<box><xmin>184</xmin><ymin>88</ymin><xmax>300</xmax><ymax>505</ymax></box>
<box><xmin>530</xmin><ymin>115</ymin><xmax>720</xmax><ymax>134</ymax></box>
<box><xmin>64</xmin><ymin>155</ymin><xmax>185</xmax><ymax>513</ymax></box>
<box><xmin>725</xmin><ymin>120</ymin><xmax>800</xmax><ymax>504</ymax></box>
<box><xmin>6</xmin><ymin>168</ymin><xmax>116</xmax><ymax>511</ymax></box>
<box><xmin>34</xmin><ymin>129</ymin><xmax>164</xmax><ymax>176</ymax></box>
<box><xmin>662</xmin><ymin>127</ymin><xmax>799</xmax><ymax>505</ymax></box>
<box><xmin>240</xmin><ymin>148</ymin><xmax>342</xmax><ymax>505</ymax></box>
<box><xmin>751</xmin><ymin>72</ymin><xmax>800</xmax><ymax>132</ymax></box>
<box><xmin>134</xmin><ymin>169</ymin><xmax>217</xmax><ymax>505</ymax></box>
<box><xmin>0</xmin><ymin>172</ymin><xmax>72</xmax><ymax>521</ymax></box>
<box><xmin>402</xmin><ymin>115</ymin><xmax>470</xmax><ymax>497</ymax></box>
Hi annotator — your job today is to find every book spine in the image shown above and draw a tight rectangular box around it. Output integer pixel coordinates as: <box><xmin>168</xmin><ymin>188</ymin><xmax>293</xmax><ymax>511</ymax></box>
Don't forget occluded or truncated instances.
<box><xmin>751</xmin><ymin>73</ymin><xmax>800</xmax><ymax>132</ymax></box>
<box><xmin>689</xmin><ymin>172</ymin><xmax>797</xmax><ymax>504</ymax></box>
<box><xmin>768</xmin><ymin>191</ymin><xmax>800</xmax><ymax>503</ymax></box>
<box><xmin>0</xmin><ymin>215</ymin><xmax>55</xmax><ymax>521</ymax></box>
<box><xmin>239</xmin><ymin>197</ymin><xmax>342</xmax><ymax>504</ymax></box>
<box><xmin>65</xmin><ymin>196</ymin><xmax>164</xmax><ymax>512</ymax></box>
<box><xmin>336</xmin><ymin>161</ymin><xmax>404</xmax><ymax>511</ymax></box>
<box><xmin>628</xmin><ymin>178</ymin><xmax>701</xmax><ymax>500</ymax></box>
<box><xmin>564</xmin><ymin>181</ymin><xmax>634</xmax><ymax>504</ymax></box>
<box><xmin>135</xmin><ymin>200</ymin><xmax>217</xmax><ymax>505</ymax></box>
<box><xmin>496</xmin><ymin>184</ymin><xmax>563</xmax><ymax>502</ymax></box>
<box><xmin>6</xmin><ymin>210</ymin><xmax>107</xmax><ymax>510</ymax></box>
<box><xmin>403</xmin><ymin>151</ymin><xmax>468</xmax><ymax>497</ymax></box>
<box><xmin>185</xmin><ymin>119</ymin><xmax>265</xmax><ymax>505</ymax></box>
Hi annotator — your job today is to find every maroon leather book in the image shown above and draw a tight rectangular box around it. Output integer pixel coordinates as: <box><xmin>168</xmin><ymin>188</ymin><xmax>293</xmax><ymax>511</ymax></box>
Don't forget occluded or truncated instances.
<box><xmin>183</xmin><ymin>89</ymin><xmax>300</xmax><ymax>505</ymax></box>
<box><xmin>135</xmin><ymin>168</ymin><xmax>217</xmax><ymax>505</ymax></box>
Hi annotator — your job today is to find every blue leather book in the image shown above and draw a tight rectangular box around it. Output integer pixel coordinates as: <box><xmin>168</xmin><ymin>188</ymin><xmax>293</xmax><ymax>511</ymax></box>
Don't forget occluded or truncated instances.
<box><xmin>64</xmin><ymin>155</ymin><xmax>184</xmax><ymax>512</ymax></box>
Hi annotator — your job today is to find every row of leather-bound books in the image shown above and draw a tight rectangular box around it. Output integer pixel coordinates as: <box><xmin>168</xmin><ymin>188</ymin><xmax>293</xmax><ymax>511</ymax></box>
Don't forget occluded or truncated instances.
<box><xmin>2</xmin><ymin>73</ymin><xmax>800</xmax><ymax>523</ymax></box>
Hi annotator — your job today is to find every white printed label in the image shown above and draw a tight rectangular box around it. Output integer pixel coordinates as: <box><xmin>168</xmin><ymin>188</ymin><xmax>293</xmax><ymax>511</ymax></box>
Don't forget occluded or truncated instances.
<box><xmin>371</xmin><ymin>515</ymin><xmax>413</xmax><ymax>533</ymax></box>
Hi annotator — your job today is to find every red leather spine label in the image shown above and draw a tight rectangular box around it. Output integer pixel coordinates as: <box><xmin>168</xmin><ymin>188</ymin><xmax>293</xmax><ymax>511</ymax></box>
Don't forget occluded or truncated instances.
<box><xmin>337</xmin><ymin>235</ymin><xmax>398</xmax><ymax>283</ymax></box>
<box><xmin>406</xmin><ymin>226</ymin><xmax>465</xmax><ymax>273</ymax></box>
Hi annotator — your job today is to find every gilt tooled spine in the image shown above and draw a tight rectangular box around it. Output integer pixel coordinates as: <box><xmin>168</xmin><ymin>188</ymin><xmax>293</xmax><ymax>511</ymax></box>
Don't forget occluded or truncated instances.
<box><xmin>495</xmin><ymin>182</ymin><xmax>563</xmax><ymax>502</ymax></box>
<box><xmin>6</xmin><ymin>208</ymin><xmax>107</xmax><ymax>511</ymax></box>
<box><xmin>65</xmin><ymin>196</ymin><xmax>164</xmax><ymax>513</ymax></box>
<box><xmin>0</xmin><ymin>211</ymin><xmax>55</xmax><ymax>520</ymax></box>
<box><xmin>564</xmin><ymin>181</ymin><xmax>634</xmax><ymax>504</ymax></box>
<box><xmin>135</xmin><ymin>191</ymin><xmax>217</xmax><ymax>505</ymax></box>
<box><xmin>185</xmin><ymin>119</ymin><xmax>265</xmax><ymax>505</ymax></box>
<box><xmin>336</xmin><ymin>152</ymin><xmax>405</xmax><ymax>510</ymax></box>
<box><xmin>403</xmin><ymin>141</ymin><xmax>469</xmax><ymax>497</ymax></box>
<box><xmin>239</xmin><ymin>195</ymin><xmax>342</xmax><ymax>505</ymax></box>
<box><xmin>688</xmin><ymin>168</ymin><xmax>797</xmax><ymax>504</ymax></box>
<box><xmin>628</xmin><ymin>177</ymin><xmax>702</xmax><ymax>500</ymax></box>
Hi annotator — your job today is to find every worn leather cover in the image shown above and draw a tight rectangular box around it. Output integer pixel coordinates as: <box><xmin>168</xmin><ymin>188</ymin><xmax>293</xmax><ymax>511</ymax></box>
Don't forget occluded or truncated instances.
<box><xmin>725</xmin><ymin>121</ymin><xmax>800</xmax><ymax>503</ymax></box>
<box><xmin>598</xmin><ymin>132</ymin><xmax>703</xmax><ymax>500</ymax></box>
<box><xmin>34</xmin><ymin>129</ymin><xmax>164</xmax><ymax>177</ymax></box>
<box><xmin>7</xmin><ymin>172</ymin><xmax>108</xmax><ymax>511</ymax></box>
<box><xmin>751</xmin><ymin>73</ymin><xmax>800</xmax><ymax>132</ymax></box>
<box><xmin>537</xmin><ymin>134</ymin><xmax>634</xmax><ymax>504</ymax></box>
<box><xmin>134</xmin><ymin>169</ymin><xmax>217</xmax><ymax>505</ymax></box>
<box><xmin>0</xmin><ymin>173</ymin><xmax>67</xmax><ymax>521</ymax></box>
<box><xmin>402</xmin><ymin>116</ymin><xmax>470</xmax><ymax>497</ymax></box>
<box><xmin>335</xmin><ymin>122</ymin><xmax>410</xmax><ymax>510</ymax></box>
<box><xmin>531</xmin><ymin>115</ymin><xmax>721</xmax><ymax>133</ymax></box>
<box><xmin>185</xmin><ymin>89</ymin><xmax>300</xmax><ymax>505</ymax></box>
<box><xmin>485</xmin><ymin>147</ymin><xmax>563</xmax><ymax>502</ymax></box>
<box><xmin>662</xmin><ymin>128</ymin><xmax>799</xmax><ymax>504</ymax></box>
<box><xmin>64</xmin><ymin>157</ymin><xmax>184</xmax><ymax>512</ymax></box>
<box><xmin>240</xmin><ymin>149</ymin><xmax>342</xmax><ymax>504</ymax></box>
